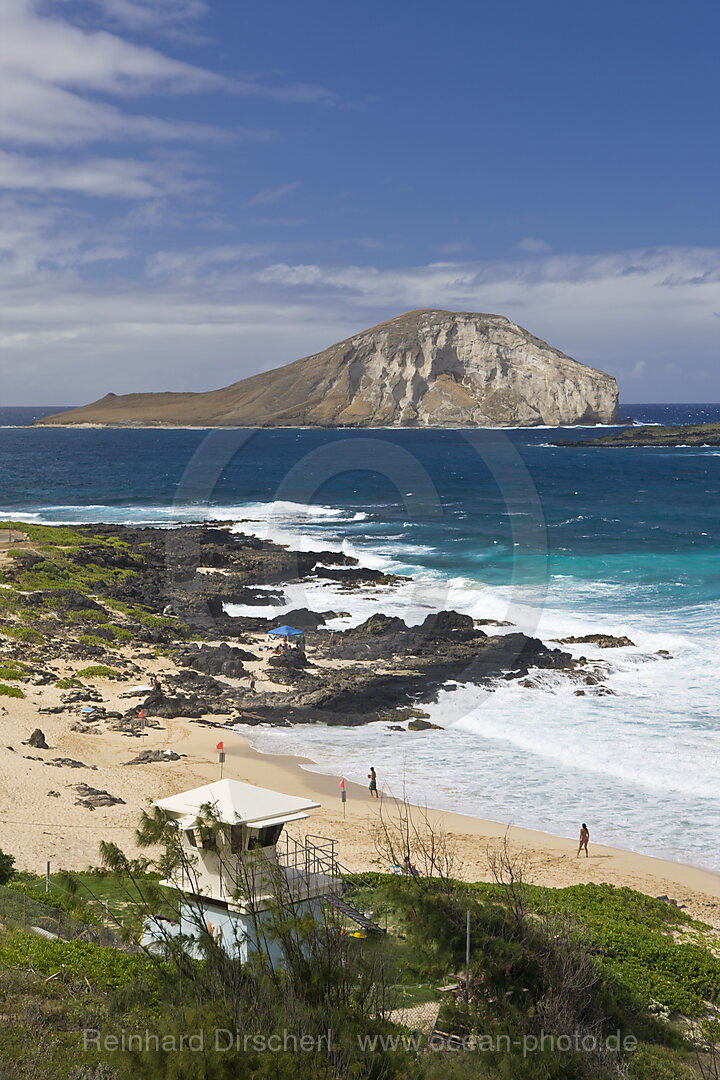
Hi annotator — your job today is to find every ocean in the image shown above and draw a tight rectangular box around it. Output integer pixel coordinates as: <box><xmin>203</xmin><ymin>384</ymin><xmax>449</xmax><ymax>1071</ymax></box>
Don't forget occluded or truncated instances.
<box><xmin>1</xmin><ymin>403</ymin><xmax>719</xmax><ymax>871</ymax></box>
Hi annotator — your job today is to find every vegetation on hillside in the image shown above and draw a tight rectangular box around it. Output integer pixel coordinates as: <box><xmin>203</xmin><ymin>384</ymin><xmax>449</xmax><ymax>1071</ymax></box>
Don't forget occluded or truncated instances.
<box><xmin>1</xmin><ymin>805</ymin><xmax>719</xmax><ymax>1080</ymax></box>
<box><xmin>0</xmin><ymin>522</ymin><xmax>194</xmax><ymax>678</ymax></box>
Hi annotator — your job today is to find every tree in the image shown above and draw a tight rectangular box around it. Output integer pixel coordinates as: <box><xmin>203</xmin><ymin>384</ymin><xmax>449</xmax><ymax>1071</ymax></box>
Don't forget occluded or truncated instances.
<box><xmin>0</xmin><ymin>847</ymin><xmax>15</xmax><ymax>886</ymax></box>
<box><xmin>373</xmin><ymin>787</ymin><xmax>460</xmax><ymax>890</ymax></box>
<box><xmin>84</xmin><ymin>804</ymin><xmax>409</xmax><ymax>1079</ymax></box>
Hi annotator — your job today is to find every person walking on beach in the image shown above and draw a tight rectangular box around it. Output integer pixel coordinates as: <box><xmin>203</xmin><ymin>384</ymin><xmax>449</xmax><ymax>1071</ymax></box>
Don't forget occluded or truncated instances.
<box><xmin>368</xmin><ymin>766</ymin><xmax>378</xmax><ymax>798</ymax></box>
<box><xmin>577</xmin><ymin>822</ymin><xmax>590</xmax><ymax>857</ymax></box>
<box><xmin>248</xmin><ymin>675</ymin><xmax>256</xmax><ymax>693</ymax></box>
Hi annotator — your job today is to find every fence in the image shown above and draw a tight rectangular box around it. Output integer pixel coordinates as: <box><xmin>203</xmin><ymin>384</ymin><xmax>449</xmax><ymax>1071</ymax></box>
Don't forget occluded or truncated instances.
<box><xmin>0</xmin><ymin>885</ymin><xmax>120</xmax><ymax>946</ymax></box>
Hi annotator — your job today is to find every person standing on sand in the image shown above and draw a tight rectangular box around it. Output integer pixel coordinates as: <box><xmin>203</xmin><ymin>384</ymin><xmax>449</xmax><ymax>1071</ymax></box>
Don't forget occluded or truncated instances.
<box><xmin>248</xmin><ymin>675</ymin><xmax>256</xmax><ymax>693</ymax></box>
<box><xmin>578</xmin><ymin>823</ymin><xmax>590</xmax><ymax>857</ymax></box>
<box><xmin>368</xmin><ymin>767</ymin><xmax>378</xmax><ymax>798</ymax></box>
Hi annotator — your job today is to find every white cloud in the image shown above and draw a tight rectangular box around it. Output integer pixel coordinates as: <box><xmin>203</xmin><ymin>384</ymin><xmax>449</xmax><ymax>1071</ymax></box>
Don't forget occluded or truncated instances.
<box><xmin>0</xmin><ymin>0</ymin><xmax>290</xmax><ymax>211</ymax></box>
<box><xmin>435</xmin><ymin>241</ymin><xmax>470</xmax><ymax>255</ymax></box>
<box><xmin>2</xmin><ymin>229</ymin><xmax>720</xmax><ymax>403</ymax></box>
<box><xmin>0</xmin><ymin>0</ymin><xmax>225</xmax><ymax>95</ymax></box>
<box><xmin>80</xmin><ymin>0</ymin><xmax>209</xmax><ymax>31</ymax></box>
<box><xmin>248</xmin><ymin>182</ymin><xmax>299</xmax><ymax>207</ymax></box>
<box><xmin>0</xmin><ymin>69</ymin><xmax>230</xmax><ymax>147</ymax></box>
<box><xmin>0</xmin><ymin>198</ymin><xmax>131</xmax><ymax>291</ymax></box>
<box><xmin>145</xmin><ymin>244</ymin><xmax>275</xmax><ymax>280</ymax></box>
<box><xmin>253</xmin><ymin>248</ymin><xmax>720</xmax><ymax>313</ymax></box>
<box><xmin>0</xmin><ymin>149</ymin><xmax>200</xmax><ymax>197</ymax></box>
<box><xmin>0</xmin><ymin>1</ymin><xmax>321</xmax><ymax>153</ymax></box>
<box><xmin>232</xmin><ymin>79</ymin><xmax>337</xmax><ymax>106</ymax></box>
<box><xmin>0</xmin><ymin>0</ymin><xmax>226</xmax><ymax>101</ymax></box>
<box><xmin>249</xmin><ymin>216</ymin><xmax>309</xmax><ymax>227</ymax></box>
<box><xmin>516</xmin><ymin>237</ymin><xmax>553</xmax><ymax>254</ymax></box>
<box><xmin>0</xmin><ymin>0</ymin><xmax>233</xmax><ymax>149</ymax></box>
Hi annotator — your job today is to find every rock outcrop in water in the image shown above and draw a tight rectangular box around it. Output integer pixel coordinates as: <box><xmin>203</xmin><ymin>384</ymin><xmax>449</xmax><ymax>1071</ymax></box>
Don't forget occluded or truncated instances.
<box><xmin>555</xmin><ymin>421</ymin><xmax>720</xmax><ymax>448</ymax></box>
<box><xmin>36</xmin><ymin>310</ymin><xmax>619</xmax><ymax>429</ymax></box>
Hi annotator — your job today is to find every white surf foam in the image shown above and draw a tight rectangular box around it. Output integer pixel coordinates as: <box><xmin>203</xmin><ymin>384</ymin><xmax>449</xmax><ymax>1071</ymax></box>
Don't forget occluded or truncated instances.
<box><xmin>6</xmin><ymin>495</ymin><xmax>720</xmax><ymax>870</ymax></box>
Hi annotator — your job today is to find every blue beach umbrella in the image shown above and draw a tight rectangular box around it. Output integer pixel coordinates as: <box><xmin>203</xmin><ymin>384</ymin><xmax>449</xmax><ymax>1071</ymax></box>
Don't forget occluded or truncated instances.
<box><xmin>267</xmin><ymin>625</ymin><xmax>304</xmax><ymax>637</ymax></box>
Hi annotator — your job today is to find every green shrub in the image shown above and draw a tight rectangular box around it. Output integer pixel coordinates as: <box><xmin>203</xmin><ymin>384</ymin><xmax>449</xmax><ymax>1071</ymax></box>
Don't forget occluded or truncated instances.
<box><xmin>0</xmin><ymin>662</ymin><xmax>26</xmax><ymax>681</ymax></box>
<box><xmin>0</xmin><ymin>625</ymin><xmax>44</xmax><ymax>643</ymax></box>
<box><xmin>55</xmin><ymin>677</ymin><xmax>84</xmax><ymax>689</ymax></box>
<box><xmin>0</xmin><ymin>522</ymin><xmax>83</xmax><ymax>547</ymax></box>
<box><xmin>468</xmin><ymin>880</ymin><xmax>720</xmax><ymax>1019</ymax></box>
<box><xmin>65</xmin><ymin>608</ymin><xmax>110</xmax><ymax>625</ymax></box>
<box><xmin>104</xmin><ymin>599</ymin><xmax>135</xmax><ymax>615</ymax></box>
<box><xmin>78</xmin><ymin>634</ymin><xmax>110</xmax><ymax>648</ymax></box>
<box><xmin>0</xmin><ymin>933</ymin><xmax>158</xmax><ymax>992</ymax></box>
<box><xmin>6</xmin><ymin>883</ymin><xmax>100</xmax><ymax>924</ymax></box>
<box><xmin>0</xmin><ymin>683</ymin><xmax>24</xmax><ymax>698</ymax></box>
<box><xmin>84</xmin><ymin>625</ymin><xmax>117</xmax><ymax>641</ymax></box>
<box><xmin>79</xmin><ymin>608</ymin><xmax>109</xmax><ymax>624</ymax></box>
<box><xmin>0</xmin><ymin>590</ymin><xmax>26</xmax><ymax>612</ymax></box>
<box><xmin>136</xmin><ymin>613</ymin><xmax>177</xmax><ymax>631</ymax></box>
<box><xmin>6</xmin><ymin>549</ymin><xmax>37</xmax><ymax>562</ymax></box>
<box><xmin>76</xmin><ymin>665</ymin><xmax>119</xmax><ymax>679</ymax></box>
<box><xmin>0</xmin><ymin>848</ymin><xmax>15</xmax><ymax>886</ymax></box>
<box><xmin>19</xmin><ymin>560</ymin><xmax>71</xmax><ymax>583</ymax></box>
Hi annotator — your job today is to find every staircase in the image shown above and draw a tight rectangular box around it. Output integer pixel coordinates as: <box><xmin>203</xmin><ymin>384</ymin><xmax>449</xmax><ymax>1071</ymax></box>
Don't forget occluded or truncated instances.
<box><xmin>324</xmin><ymin>894</ymin><xmax>385</xmax><ymax>934</ymax></box>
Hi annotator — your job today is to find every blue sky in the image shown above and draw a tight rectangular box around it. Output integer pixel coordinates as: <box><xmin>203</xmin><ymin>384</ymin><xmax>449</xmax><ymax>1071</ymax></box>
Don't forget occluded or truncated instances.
<box><xmin>1</xmin><ymin>0</ymin><xmax>719</xmax><ymax>404</ymax></box>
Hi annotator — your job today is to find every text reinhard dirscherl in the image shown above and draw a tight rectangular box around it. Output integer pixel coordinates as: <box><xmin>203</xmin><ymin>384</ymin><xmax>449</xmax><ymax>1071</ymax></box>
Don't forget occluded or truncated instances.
<box><xmin>83</xmin><ymin>1028</ymin><xmax>638</xmax><ymax>1057</ymax></box>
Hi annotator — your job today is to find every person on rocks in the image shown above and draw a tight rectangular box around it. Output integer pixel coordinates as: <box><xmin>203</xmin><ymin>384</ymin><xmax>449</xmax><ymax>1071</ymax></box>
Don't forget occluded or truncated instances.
<box><xmin>577</xmin><ymin>822</ymin><xmax>590</xmax><ymax>857</ymax></box>
<box><xmin>248</xmin><ymin>675</ymin><xmax>256</xmax><ymax>693</ymax></box>
<box><xmin>368</xmin><ymin>766</ymin><xmax>378</xmax><ymax>798</ymax></box>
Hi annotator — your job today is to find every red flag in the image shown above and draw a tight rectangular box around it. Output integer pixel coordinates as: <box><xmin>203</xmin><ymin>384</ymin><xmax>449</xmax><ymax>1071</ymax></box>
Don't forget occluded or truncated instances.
<box><xmin>139</xmin><ymin>709</ymin><xmax>144</xmax><ymax>719</ymax></box>
<box><xmin>339</xmin><ymin>778</ymin><xmax>345</xmax><ymax>789</ymax></box>
<box><xmin>216</xmin><ymin>740</ymin><xmax>224</xmax><ymax>750</ymax></box>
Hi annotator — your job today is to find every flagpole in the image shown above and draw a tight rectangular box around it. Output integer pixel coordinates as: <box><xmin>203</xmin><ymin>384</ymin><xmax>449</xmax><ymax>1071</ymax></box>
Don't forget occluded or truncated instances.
<box><xmin>216</xmin><ymin>740</ymin><xmax>225</xmax><ymax>779</ymax></box>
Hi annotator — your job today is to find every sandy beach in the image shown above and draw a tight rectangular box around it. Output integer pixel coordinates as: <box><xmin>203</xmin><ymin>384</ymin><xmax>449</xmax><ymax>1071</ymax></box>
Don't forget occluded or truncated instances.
<box><xmin>2</xmin><ymin>655</ymin><xmax>720</xmax><ymax>930</ymax></box>
<box><xmin>1</xmin><ymin>523</ymin><xmax>719</xmax><ymax>931</ymax></box>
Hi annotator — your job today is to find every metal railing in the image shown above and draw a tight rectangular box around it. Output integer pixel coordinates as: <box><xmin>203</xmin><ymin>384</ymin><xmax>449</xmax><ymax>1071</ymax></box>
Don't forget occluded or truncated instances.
<box><xmin>276</xmin><ymin>834</ymin><xmax>338</xmax><ymax>879</ymax></box>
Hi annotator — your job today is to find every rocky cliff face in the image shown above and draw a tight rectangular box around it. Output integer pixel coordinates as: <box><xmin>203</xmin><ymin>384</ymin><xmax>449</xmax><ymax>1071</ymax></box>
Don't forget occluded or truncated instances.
<box><xmin>37</xmin><ymin>310</ymin><xmax>619</xmax><ymax>428</ymax></box>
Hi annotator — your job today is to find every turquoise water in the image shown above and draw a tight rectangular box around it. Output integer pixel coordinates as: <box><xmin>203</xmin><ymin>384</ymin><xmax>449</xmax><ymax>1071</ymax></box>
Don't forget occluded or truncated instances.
<box><xmin>1</xmin><ymin>403</ymin><xmax>719</xmax><ymax>869</ymax></box>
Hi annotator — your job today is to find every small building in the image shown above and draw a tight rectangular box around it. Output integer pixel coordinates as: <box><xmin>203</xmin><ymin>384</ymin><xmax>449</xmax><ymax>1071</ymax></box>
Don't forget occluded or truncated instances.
<box><xmin>142</xmin><ymin>778</ymin><xmax>339</xmax><ymax>963</ymax></box>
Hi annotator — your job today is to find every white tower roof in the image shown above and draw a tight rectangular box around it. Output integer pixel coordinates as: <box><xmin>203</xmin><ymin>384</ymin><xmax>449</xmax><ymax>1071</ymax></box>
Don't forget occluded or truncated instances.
<box><xmin>154</xmin><ymin>778</ymin><xmax>320</xmax><ymax>829</ymax></box>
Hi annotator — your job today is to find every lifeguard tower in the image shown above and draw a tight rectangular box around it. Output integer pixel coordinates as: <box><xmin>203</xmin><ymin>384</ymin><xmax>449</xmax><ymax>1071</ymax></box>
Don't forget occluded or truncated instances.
<box><xmin>142</xmin><ymin>778</ymin><xmax>341</xmax><ymax>963</ymax></box>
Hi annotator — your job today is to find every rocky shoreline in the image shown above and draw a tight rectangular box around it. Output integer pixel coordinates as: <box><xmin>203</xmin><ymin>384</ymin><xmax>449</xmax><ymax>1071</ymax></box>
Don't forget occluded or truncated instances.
<box><xmin>554</xmin><ymin>421</ymin><xmax>720</xmax><ymax>448</ymax></box>
<box><xmin>0</xmin><ymin>520</ymin><xmax>629</xmax><ymax>736</ymax></box>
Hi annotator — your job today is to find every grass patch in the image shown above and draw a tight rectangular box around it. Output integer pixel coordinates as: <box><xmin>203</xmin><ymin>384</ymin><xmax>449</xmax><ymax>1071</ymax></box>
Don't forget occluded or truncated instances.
<box><xmin>0</xmin><ymin>590</ymin><xmax>29</xmax><ymax>613</ymax></box>
<box><xmin>0</xmin><ymin>626</ymin><xmax>44</xmax><ymax>643</ymax></box>
<box><xmin>103</xmin><ymin>598</ymin><xmax>135</xmax><ymax>615</ymax></box>
<box><xmin>0</xmin><ymin>662</ymin><xmax>27</xmax><ymax>681</ymax></box>
<box><xmin>345</xmin><ymin>874</ymin><xmax>720</xmax><ymax>1020</ymax></box>
<box><xmin>64</xmin><ymin>608</ymin><xmax>110</xmax><ymax>625</ymax></box>
<box><xmin>0</xmin><ymin>683</ymin><xmax>24</xmax><ymax>698</ymax></box>
<box><xmin>75</xmin><ymin>665</ymin><xmax>119</xmax><ymax>680</ymax></box>
<box><xmin>0</xmin><ymin>932</ymin><xmax>158</xmax><ymax>993</ymax></box>
<box><xmin>4</xmin><ymin>881</ymin><xmax>100</xmax><ymax>925</ymax></box>
<box><xmin>78</xmin><ymin>633</ymin><xmax>112</xmax><ymax>648</ymax></box>
<box><xmin>0</xmin><ymin>522</ymin><xmax>84</xmax><ymax>547</ymax></box>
